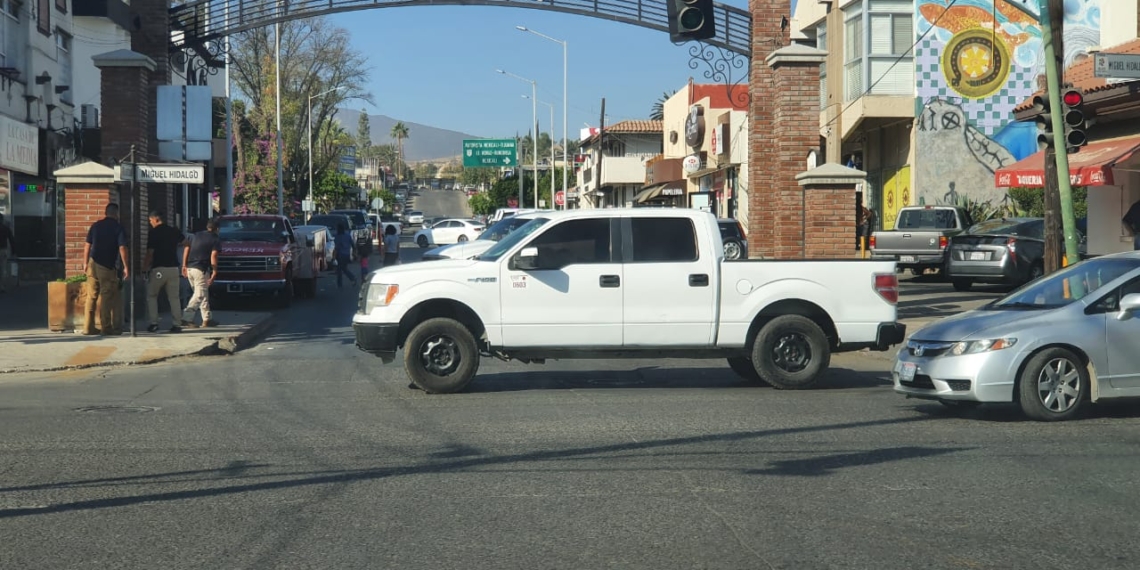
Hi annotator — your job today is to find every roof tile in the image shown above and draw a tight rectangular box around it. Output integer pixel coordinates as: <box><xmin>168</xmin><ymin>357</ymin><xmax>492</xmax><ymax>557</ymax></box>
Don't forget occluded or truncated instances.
<box><xmin>1014</xmin><ymin>38</ymin><xmax>1140</xmax><ymax>112</ymax></box>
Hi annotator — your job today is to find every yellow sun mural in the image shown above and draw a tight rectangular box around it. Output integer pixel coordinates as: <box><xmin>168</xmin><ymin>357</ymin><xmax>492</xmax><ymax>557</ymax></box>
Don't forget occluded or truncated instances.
<box><xmin>939</xmin><ymin>28</ymin><xmax>1012</xmax><ymax>99</ymax></box>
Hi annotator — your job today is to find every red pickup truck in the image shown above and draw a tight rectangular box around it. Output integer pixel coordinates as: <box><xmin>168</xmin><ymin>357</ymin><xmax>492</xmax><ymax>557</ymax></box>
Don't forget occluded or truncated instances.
<box><xmin>210</xmin><ymin>214</ymin><xmax>304</xmax><ymax>307</ymax></box>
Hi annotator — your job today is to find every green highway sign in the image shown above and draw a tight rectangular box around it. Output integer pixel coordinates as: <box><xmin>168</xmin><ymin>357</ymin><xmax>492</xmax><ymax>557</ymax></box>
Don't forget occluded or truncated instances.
<box><xmin>463</xmin><ymin>139</ymin><xmax>517</xmax><ymax>167</ymax></box>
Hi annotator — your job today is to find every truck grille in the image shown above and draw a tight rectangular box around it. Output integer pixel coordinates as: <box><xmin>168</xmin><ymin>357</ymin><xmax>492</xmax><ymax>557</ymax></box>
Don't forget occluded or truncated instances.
<box><xmin>218</xmin><ymin>256</ymin><xmax>273</xmax><ymax>272</ymax></box>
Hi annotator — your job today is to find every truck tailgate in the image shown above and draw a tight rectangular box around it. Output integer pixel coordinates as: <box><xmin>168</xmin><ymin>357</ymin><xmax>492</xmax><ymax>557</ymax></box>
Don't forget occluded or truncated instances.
<box><xmin>872</xmin><ymin>231</ymin><xmax>944</xmax><ymax>254</ymax></box>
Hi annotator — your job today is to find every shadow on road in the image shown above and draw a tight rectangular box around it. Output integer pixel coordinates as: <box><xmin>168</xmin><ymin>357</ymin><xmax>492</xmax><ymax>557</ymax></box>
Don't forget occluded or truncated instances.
<box><xmin>465</xmin><ymin>366</ymin><xmax>890</xmax><ymax>393</ymax></box>
<box><xmin>744</xmin><ymin>446</ymin><xmax>970</xmax><ymax>477</ymax></box>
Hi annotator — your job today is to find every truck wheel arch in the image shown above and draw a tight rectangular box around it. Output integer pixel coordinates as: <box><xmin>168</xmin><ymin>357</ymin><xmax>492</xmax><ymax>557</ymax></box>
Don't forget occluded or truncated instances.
<box><xmin>398</xmin><ymin>299</ymin><xmax>487</xmax><ymax>350</ymax></box>
<box><xmin>746</xmin><ymin>299</ymin><xmax>838</xmax><ymax>350</ymax></box>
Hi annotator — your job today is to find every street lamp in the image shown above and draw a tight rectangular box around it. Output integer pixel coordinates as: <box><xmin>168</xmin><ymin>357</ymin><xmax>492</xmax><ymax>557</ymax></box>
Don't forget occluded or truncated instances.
<box><xmin>524</xmin><ymin>95</ymin><xmax>556</xmax><ymax>208</ymax></box>
<box><xmin>307</xmin><ymin>85</ymin><xmax>346</xmax><ymax>219</ymax></box>
<box><xmin>497</xmin><ymin>69</ymin><xmax>539</xmax><ymax>209</ymax></box>
<box><xmin>517</xmin><ymin>26</ymin><xmax>568</xmax><ymax>209</ymax></box>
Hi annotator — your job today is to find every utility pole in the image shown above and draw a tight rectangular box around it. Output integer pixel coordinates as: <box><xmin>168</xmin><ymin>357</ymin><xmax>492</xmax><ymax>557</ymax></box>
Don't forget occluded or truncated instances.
<box><xmin>594</xmin><ymin>98</ymin><xmax>606</xmax><ymax>208</ymax></box>
<box><xmin>1042</xmin><ymin>0</ymin><xmax>1063</xmax><ymax>274</ymax></box>
<box><xmin>1041</xmin><ymin>0</ymin><xmax>1083</xmax><ymax>272</ymax></box>
<box><xmin>517</xmin><ymin>131</ymin><xmax>523</xmax><ymax>206</ymax></box>
<box><xmin>275</xmin><ymin>21</ymin><xmax>284</xmax><ymax>216</ymax></box>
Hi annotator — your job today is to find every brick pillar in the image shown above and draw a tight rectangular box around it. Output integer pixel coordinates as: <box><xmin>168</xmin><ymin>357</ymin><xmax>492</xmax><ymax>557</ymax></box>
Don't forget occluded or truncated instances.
<box><xmin>54</xmin><ymin>163</ymin><xmax>118</xmax><ymax>276</ymax></box>
<box><xmin>130</xmin><ymin>0</ymin><xmax>174</xmax><ymax>224</ymax></box>
<box><xmin>756</xmin><ymin>44</ymin><xmax>828</xmax><ymax>259</ymax></box>
<box><xmin>796</xmin><ymin>164</ymin><xmax>865</xmax><ymax>259</ymax></box>
<box><xmin>748</xmin><ymin>0</ymin><xmax>791</xmax><ymax>259</ymax></box>
<box><xmin>93</xmin><ymin>50</ymin><xmax>155</xmax><ymax>272</ymax></box>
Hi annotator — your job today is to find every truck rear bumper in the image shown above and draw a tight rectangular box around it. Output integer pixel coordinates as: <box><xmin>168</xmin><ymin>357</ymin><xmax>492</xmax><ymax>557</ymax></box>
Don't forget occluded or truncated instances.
<box><xmin>870</xmin><ymin>253</ymin><xmax>944</xmax><ymax>267</ymax></box>
<box><xmin>874</xmin><ymin>322</ymin><xmax>907</xmax><ymax>351</ymax></box>
<box><xmin>354</xmin><ymin>322</ymin><xmax>399</xmax><ymax>363</ymax></box>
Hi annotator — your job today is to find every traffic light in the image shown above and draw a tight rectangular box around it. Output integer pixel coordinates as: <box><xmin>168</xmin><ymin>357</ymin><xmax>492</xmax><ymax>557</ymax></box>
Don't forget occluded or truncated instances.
<box><xmin>1032</xmin><ymin>93</ymin><xmax>1055</xmax><ymax>151</ymax></box>
<box><xmin>1061</xmin><ymin>88</ymin><xmax>1088</xmax><ymax>153</ymax></box>
<box><xmin>667</xmin><ymin>0</ymin><xmax>716</xmax><ymax>43</ymax></box>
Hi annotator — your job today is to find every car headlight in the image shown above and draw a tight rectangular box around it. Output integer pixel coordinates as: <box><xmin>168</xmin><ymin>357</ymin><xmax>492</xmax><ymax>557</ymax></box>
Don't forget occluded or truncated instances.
<box><xmin>948</xmin><ymin>338</ymin><xmax>1017</xmax><ymax>356</ymax></box>
<box><xmin>362</xmin><ymin>283</ymin><xmax>399</xmax><ymax>313</ymax></box>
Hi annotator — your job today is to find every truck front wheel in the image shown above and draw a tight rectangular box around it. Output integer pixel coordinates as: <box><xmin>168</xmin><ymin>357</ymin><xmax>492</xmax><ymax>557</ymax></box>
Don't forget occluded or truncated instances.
<box><xmin>404</xmin><ymin>317</ymin><xmax>480</xmax><ymax>394</ymax></box>
<box><xmin>751</xmin><ymin>315</ymin><xmax>830</xmax><ymax>390</ymax></box>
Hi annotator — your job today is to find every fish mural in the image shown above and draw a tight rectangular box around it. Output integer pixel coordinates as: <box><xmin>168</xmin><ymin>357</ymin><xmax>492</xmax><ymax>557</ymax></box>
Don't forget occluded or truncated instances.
<box><xmin>914</xmin><ymin>0</ymin><xmax>1100</xmax><ymax>207</ymax></box>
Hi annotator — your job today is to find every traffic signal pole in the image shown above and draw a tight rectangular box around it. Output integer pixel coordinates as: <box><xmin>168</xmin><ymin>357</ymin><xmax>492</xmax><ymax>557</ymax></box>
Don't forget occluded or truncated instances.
<box><xmin>1040</xmin><ymin>0</ymin><xmax>1082</xmax><ymax>270</ymax></box>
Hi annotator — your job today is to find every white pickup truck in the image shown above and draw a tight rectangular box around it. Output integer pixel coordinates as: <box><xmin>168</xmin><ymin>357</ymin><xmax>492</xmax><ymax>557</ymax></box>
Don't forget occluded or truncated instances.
<box><xmin>353</xmin><ymin>209</ymin><xmax>906</xmax><ymax>393</ymax></box>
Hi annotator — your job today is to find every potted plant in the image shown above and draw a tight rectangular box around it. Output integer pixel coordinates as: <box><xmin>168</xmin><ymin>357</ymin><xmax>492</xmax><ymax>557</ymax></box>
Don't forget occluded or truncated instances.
<box><xmin>47</xmin><ymin>274</ymin><xmax>100</xmax><ymax>332</ymax></box>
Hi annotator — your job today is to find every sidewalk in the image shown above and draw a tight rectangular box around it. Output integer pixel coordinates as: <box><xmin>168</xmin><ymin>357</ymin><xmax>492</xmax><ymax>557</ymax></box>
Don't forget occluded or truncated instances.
<box><xmin>0</xmin><ymin>282</ymin><xmax>276</xmax><ymax>374</ymax></box>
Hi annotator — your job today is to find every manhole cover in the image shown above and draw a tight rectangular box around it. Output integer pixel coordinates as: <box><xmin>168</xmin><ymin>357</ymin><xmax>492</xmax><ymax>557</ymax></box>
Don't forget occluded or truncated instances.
<box><xmin>74</xmin><ymin>405</ymin><xmax>160</xmax><ymax>414</ymax></box>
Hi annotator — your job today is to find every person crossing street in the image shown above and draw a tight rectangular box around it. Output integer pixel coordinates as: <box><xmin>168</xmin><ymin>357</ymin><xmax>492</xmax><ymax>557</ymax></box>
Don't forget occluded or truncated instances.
<box><xmin>182</xmin><ymin>219</ymin><xmax>221</xmax><ymax>328</ymax></box>
<box><xmin>334</xmin><ymin>224</ymin><xmax>357</xmax><ymax>289</ymax></box>
<box><xmin>143</xmin><ymin>211</ymin><xmax>187</xmax><ymax>333</ymax></box>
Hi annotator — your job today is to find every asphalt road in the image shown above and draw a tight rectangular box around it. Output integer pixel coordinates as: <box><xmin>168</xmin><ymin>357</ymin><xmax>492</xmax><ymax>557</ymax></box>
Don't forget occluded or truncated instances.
<box><xmin>3</xmin><ymin>195</ymin><xmax>1138</xmax><ymax>569</ymax></box>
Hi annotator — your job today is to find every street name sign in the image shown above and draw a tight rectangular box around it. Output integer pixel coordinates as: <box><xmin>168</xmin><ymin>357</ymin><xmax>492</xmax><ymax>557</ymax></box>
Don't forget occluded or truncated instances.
<box><xmin>115</xmin><ymin>163</ymin><xmax>206</xmax><ymax>184</ymax></box>
<box><xmin>1094</xmin><ymin>53</ymin><xmax>1140</xmax><ymax>80</ymax></box>
<box><xmin>463</xmin><ymin>139</ymin><xmax>517</xmax><ymax>168</ymax></box>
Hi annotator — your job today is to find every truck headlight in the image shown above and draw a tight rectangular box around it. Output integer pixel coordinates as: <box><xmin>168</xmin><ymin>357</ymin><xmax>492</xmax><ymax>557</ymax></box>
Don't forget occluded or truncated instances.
<box><xmin>266</xmin><ymin>256</ymin><xmax>281</xmax><ymax>267</ymax></box>
<box><xmin>948</xmin><ymin>338</ymin><xmax>1017</xmax><ymax>356</ymax></box>
<box><xmin>362</xmin><ymin>283</ymin><xmax>399</xmax><ymax>313</ymax></box>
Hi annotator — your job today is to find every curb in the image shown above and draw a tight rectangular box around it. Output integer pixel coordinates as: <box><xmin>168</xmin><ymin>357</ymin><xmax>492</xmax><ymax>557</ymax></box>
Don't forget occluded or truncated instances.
<box><xmin>213</xmin><ymin>314</ymin><xmax>278</xmax><ymax>354</ymax></box>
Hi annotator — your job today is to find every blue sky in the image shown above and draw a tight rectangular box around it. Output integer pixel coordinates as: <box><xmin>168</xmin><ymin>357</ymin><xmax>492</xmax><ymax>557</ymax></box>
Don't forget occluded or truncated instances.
<box><xmin>327</xmin><ymin>1</ymin><xmax>777</xmax><ymax>139</ymax></box>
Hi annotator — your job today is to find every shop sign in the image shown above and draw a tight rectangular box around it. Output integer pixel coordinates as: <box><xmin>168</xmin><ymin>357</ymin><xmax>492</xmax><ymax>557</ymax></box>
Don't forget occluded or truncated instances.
<box><xmin>710</xmin><ymin>123</ymin><xmax>729</xmax><ymax>157</ymax></box>
<box><xmin>661</xmin><ymin>185</ymin><xmax>684</xmax><ymax>196</ymax></box>
<box><xmin>682</xmin><ymin>155</ymin><xmax>702</xmax><ymax>174</ymax></box>
<box><xmin>0</xmin><ymin>115</ymin><xmax>39</xmax><ymax>175</ymax></box>
<box><xmin>684</xmin><ymin>105</ymin><xmax>705</xmax><ymax>148</ymax></box>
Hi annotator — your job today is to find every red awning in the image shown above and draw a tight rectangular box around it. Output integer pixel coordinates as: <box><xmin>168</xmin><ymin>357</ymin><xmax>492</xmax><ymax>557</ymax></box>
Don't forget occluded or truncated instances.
<box><xmin>994</xmin><ymin>136</ymin><xmax>1140</xmax><ymax>188</ymax></box>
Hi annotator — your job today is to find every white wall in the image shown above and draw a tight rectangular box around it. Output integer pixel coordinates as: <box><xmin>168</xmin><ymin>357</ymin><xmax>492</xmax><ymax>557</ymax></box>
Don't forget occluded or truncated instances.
<box><xmin>71</xmin><ymin>17</ymin><xmax>130</xmax><ymax>115</ymax></box>
<box><xmin>1101</xmin><ymin>0</ymin><xmax>1139</xmax><ymax>48</ymax></box>
<box><xmin>1088</xmin><ymin>168</ymin><xmax>1140</xmax><ymax>256</ymax></box>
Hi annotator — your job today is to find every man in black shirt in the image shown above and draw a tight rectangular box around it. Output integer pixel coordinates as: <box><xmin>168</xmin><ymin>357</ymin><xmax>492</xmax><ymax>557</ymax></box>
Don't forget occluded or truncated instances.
<box><xmin>181</xmin><ymin>218</ymin><xmax>221</xmax><ymax>328</ymax></box>
<box><xmin>82</xmin><ymin>203</ymin><xmax>130</xmax><ymax>336</ymax></box>
<box><xmin>0</xmin><ymin>213</ymin><xmax>13</xmax><ymax>292</ymax></box>
<box><xmin>143</xmin><ymin>211</ymin><xmax>187</xmax><ymax>333</ymax></box>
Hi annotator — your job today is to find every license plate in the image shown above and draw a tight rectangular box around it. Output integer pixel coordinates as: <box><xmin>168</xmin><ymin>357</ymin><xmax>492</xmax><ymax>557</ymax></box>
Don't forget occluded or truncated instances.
<box><xmin>969</xmin><ymin>251</ymin><xmax>987</xmax><ymax>261</ymax></box>
<box><xmin>227</xmin><ymin>283</ymin><xmax>242</xmax><ymax>293</ymax></box>
<box><xmin>899</xmin><ymin>255</ymin><xmax>915</xmax><ymax>263</ymax></box>
<box><xmin>898</xmin><ymin>362</ymin><xmax>917</xmax><ymax>382</ymax></box>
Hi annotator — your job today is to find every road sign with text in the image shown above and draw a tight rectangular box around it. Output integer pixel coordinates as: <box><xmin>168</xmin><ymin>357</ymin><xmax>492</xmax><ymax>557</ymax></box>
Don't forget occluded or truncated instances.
<box><xmin>115</xmin><ymin>163</ymin><xmax>205</xmax><ymax>184</ymax></box>
<box><xmin>463</xmin><ymin>139</ymin><xmax>517</xmax><ymax>168</ymax></box>
<box><xmin>1094</xmin><ymin>53</ymin><xmax>1140</xmax><ymax>80</ymax></box>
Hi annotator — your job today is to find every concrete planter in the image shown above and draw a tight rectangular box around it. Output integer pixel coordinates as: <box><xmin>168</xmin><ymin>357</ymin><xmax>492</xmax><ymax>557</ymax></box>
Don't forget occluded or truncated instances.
<box><xmin>47</xmin><ymin>281</ymin><xmax>102</xmax><ymax>332</ymax></box>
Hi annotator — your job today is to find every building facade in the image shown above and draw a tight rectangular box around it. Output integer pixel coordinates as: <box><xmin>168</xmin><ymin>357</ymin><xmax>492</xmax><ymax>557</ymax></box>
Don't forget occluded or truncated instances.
<box><xmin>575</xmin><ymin>120</ymin><xmax>662</xmax><ymax>209</ymax></box>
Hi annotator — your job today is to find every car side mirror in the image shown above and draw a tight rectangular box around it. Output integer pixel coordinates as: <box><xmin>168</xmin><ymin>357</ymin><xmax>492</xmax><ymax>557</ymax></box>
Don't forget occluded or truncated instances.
<box><xmin>1117</xmin><ymin>293</ymin><xmax>1140</xmax><ymax>321</ymax></box>
<box><xmin>513</xmin><ymin>246</ymin><xmax>539</xmax><ymax>271</ymax></box>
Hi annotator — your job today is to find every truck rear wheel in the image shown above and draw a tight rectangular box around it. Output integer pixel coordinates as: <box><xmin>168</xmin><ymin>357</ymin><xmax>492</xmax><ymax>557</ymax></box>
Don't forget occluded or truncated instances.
<box><xmin>404</xmin><ymin>317</ymin><xmax>480</xmax><ymax>394</ymax></box>
<box><xmin>726</xmin><ymin>357</ymin><xmax>766</xmax><ymax>385</ymax></box>
<box><xmin>751</xmin><ymin>315</ymin><xmax>830</xmax><ymax>390</ymax></box>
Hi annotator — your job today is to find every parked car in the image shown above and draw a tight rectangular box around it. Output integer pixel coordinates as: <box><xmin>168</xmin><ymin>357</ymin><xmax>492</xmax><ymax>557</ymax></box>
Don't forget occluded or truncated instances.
<box><xmin>293</xmin><ymin>224</ymin><xmax>335</xmax><ymax>270</ymax></box>
<box><xmin>212</xmin><ymin>214</ymin><xmax>303</xmax><ymax>306</ymax></box>
<box><xmin>329</xmin><ymin>209</ymin><xmax>374</xmax><ymax>247</ymax></box>
<box><xmin>353</xmin><ymin>208</ymin><xmax>906</xmax><ymax>393</ymax></box>
<box><xmin>412</xmin><ymin>218</ymin><xmax>485</xmax><ymax>248</ymax></box>
<box><xmin>945</xmin><ymin>217</ymin><xmax>1088</xmax><ymax>291</ymax></box>
<box><xmin>405</xmin><ymin>211</ymin><xmax>425</xmax><ymax>225</ymax></box>
<box><xmin>422</xmin><ymin>212</ymin><xmax>547</xmax><ymax>261</ymax></box>
<box><xmin>894</xmin><ymin>253</ymin><xmax>1140</xmax><ymax>421</ymax></box>
<box><xmin>306</xmin><ymin>213</ymin><xmax>355</xmax><ymax>244</ymax></box>
<box><xmin>870</xmin><ymin>205</ymin><xmax>973</xmax><ymax>274</ymax></box>
<box><xmin>718</xmin><ymin>218</ymin><xmax>749</xmax><ymax>260</ymax></box>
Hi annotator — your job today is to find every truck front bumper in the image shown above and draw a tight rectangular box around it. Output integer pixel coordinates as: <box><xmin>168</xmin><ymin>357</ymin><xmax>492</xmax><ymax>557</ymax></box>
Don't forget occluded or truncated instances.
<box><xmin>354</xmin><ymin>322</ymin><xmax>400</xmax><ymax>363</ymax></box>
<box><xmin>210</xmin><ymin>279</ymin><xmax>286</xmax><ymax>295</ymax></box>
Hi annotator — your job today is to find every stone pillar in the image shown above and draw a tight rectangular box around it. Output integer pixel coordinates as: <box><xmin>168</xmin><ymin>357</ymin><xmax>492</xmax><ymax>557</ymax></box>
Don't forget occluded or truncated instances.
<box><xmin>130</xmin><ymin>0</ymin><xmax>174</xmax><ymax>223</ymax></box>
<box><xmin>93</xmin><ymin>49</ymin><xmax>155</xmax><ymax>271</ymax></box>
<box><xmin>748</xmin><ymin>0</ymin><xmax>791</xmax><ymax>259</ymax></box>
<box><xmin>796</xmin><ymin>163</ymin><xmax>865</xmax><ymax>259</ymax></box>
<box><xmin>760</xmin><ymin>43</ymin><xmax>829</xmax><ymax>259</ymax></box>
<box><xmin>54</xmin><ymin>162</ymin><xmax>119</xmax><ymax>276</ymax></box>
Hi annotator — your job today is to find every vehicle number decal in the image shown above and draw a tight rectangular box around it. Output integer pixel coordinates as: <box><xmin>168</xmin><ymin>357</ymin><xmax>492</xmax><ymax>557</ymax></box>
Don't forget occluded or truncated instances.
<box><xmin>511</xmin><ymin>275</ymin><xmax>527</xmax><ymax>289</ymax></box>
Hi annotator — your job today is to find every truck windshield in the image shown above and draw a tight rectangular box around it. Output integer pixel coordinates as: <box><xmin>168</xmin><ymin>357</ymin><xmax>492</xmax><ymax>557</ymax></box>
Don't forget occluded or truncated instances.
<box><xmin>218</xmin><ymin>219</ymin><xmax>289</xmax><ymax>243</ymax></box>
<box><xmin>333</xmin><ymin>211</ymin><xmax>367</xmax><ymax>228</ymax></box>
<box><xmin>896</xmin><ymin>209</ymin><xmax>957</xmax><ymax>229</ymax></box>
<box><xmin>477</xmin><ymin>218</ymin><xmax>550</xmax><ymax>261</ymax></box>
<box><xmin>479</xmin><ymin>216</ymin><xmax>534</xmax><ymax>242</ymax></box>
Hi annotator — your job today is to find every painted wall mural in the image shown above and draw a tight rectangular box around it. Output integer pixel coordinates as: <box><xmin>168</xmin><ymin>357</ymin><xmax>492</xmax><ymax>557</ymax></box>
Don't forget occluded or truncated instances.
<box><xmin>915</xmin><ymin>0</ymin><xmax>1101</xmax><ymax>206</ymax></box>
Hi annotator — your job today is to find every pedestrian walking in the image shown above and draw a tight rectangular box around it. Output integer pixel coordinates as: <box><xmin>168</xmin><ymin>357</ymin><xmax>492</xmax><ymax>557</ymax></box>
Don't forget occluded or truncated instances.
<box><xmin>334</xmin><ymin>223</ymin><xmax>357</xmax><ymax>289</ymax></box>
<box><xmin>383</xmin><ymin>224</ymin><xmax>400</xmax><ymax>267</ymax></box>
<box><xmin>143</xmin><ymin>211</ymin><xmax>187</xmax><ymax>333</ymax></box>
<box><xmin>0</xmin><ymin>213</ymin><xmax>14</xmax><ymax>293</ymax></box>
<box><xmin>82</xmin><ymin>203</ymin><xmax>130</xmax><ymax>336</ymax></box>
<box><xmin>182</xmin><ymin>218</ymin><xmax>221</xmax><ymax>328</ymax></box>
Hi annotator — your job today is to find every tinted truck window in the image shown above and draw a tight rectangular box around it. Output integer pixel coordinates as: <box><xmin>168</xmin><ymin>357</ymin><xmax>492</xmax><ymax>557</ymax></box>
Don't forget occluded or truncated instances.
<box><xmin>631</xmin><ymin>218</ymin><xmax>698</xmax><ymax>262</ymax></box>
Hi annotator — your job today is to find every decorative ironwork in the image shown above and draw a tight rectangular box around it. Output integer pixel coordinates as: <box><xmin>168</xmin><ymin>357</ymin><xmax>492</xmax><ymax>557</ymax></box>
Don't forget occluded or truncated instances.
<box><xmin>170</xmin><ymin>0</ymin><xmax>752</xmax><ymax>56</ymax></box>
<box><xmin>171</xmin><ymin>38</ymin><xmax>230</xmax><ymax>86</ymax></box>
<box><xmin>685</xmin><ymin>42</ymin><xmax>752</xmax><ymax>108</ymax></box>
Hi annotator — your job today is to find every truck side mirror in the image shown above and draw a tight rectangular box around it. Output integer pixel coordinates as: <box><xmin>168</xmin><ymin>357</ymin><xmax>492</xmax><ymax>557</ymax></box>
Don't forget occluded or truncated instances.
<box><xmin>513</xmin><ymin>247</ymin><xmax>539</xmax><ymax>271</ymax></box>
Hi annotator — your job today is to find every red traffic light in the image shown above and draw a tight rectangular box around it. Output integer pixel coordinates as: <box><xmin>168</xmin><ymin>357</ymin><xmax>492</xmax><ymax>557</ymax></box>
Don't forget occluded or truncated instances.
<box><xmin>1062</xmin><ymin>89</ymin><xmax>1083</xmax><ymax>107</ymax></box>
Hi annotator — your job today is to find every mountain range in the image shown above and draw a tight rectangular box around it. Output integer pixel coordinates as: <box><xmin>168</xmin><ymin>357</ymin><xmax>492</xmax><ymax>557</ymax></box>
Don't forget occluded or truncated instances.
<box><xmin>335</xmin><ymin>109</ymin><xmax>480</xmax><ymax>163</ymax></box>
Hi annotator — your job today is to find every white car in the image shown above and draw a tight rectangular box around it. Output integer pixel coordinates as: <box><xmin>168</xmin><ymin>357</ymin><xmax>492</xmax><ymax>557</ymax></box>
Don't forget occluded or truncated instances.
<box><xmin>406</xmin><ymin>211</ymin><xmax>424</xmax><ymax>225</ymax></box>
<box><xmin>423</xmin><ymin>213</ymin><xmax>548</xmax><ymax>261</ymax></box>
<box><xmin>354</xmin><ymin>208</ymin><xmax>907</xmax><ymax>393</ymax></box>
<box><xmin>413</xmin><ymin>219</ymin><xmax>485</xmax><ymax>248</ymax></box>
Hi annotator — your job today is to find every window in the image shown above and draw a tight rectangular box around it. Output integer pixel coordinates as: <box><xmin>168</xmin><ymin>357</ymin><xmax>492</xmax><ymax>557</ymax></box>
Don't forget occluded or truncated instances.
<box><xmin>895</xmin><ymin>209</ymin><xmax>958</xmax><ymax>230</ymax></box>
<box><xmin>0</xmin><ymin>0</ymin><xmax>22</xmax><ymax>71</ymax></box>
<box><xmin>630</xmin><ymin>218</ymin><xmax>698</xmax><ymax>263</ymax></box>
<box><xmin>37</xmin><ymin>0</ymin><xmax>49</xmax><ymax>35</ymax></box>
<box><xmin>843</xmin><ymin>0</ymin><xmax>914</xmax><ymax>100</ymax></box>
<box><xmin>55</xmin><ymin>0</ymin><xmax>65</xmax><ymax>12</ymax></box>
<box><xmin>55</xmin><ymin>30</ymin><xmax>71</xmax><ymax>104</ymax></box>
<box><xmin>525</xmin><ymin>218</ymin><xmax>612</xmax><ymax>268</ymax></box>
<box><xmin>843</xmin><ymin>3</ymin><xmax>863</xmax><ymax>101</ymax></box>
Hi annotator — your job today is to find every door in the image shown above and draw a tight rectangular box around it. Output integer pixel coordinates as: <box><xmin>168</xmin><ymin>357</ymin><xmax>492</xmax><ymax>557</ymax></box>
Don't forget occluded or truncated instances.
<box><xmin>622</xmin><ymin>217</ymin><xmax>718</xmax><ymax>347</ymax></box>
<box><xmin>499</xmin><ymin>218</ymin><xmax>622</xmax><ymax>348</ymax></box>
<box><xmin>1102</xmin><ymin>276</ymin><xmax>1140</xmax><ymax>393</ymax></box>
<box><xmin>433</xmin><ymin>220</ymin><xmax>460</xmax><ymax>244</ymax></box>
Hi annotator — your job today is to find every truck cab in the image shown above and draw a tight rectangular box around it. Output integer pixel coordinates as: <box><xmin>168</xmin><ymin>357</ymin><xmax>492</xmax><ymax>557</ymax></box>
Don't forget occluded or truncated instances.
<box><xmin>211</xmin><ymin>214</ymin><xmax>300</xmax><ymax>306</ymax></box>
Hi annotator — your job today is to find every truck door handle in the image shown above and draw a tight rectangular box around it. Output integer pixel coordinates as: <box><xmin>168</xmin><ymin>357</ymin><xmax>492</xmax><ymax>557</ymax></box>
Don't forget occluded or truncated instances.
<box><xmin>599</xmin><ymin>275</ymin><xmax>620</xmax><ymax>288</ymax></box>
<box><xmin>689</xmin><ymin>274</ymin><xmax>709</xmax><ymax>287</ymax></box>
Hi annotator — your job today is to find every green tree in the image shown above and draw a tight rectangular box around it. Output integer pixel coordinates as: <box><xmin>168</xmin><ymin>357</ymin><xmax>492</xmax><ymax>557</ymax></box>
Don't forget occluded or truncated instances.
<box><xmin>415</xmin><ymin>162</ymin><xmax>438</xmax><ymax>179</ymax></box>
<box><xmin>390</xmin><ymin>122</ymin><xmax>410</xmax><ymax>180</ymax></box>
<box><xmin>234</xmin><ymin>135</ymin><xmax>284</xmax><ymax>214</ymax></box>
<box><xmin>356</xmin><ymin>109</ymin><xmax>372</xmax><ymax>160</ymax></box>
<box><xmin>468</xmin><ymin>193</ymin><xmax>495</xmax><ymax>216</ymax></box>
<box><xmin>488</xmin><ymin>175</ymin><xmax>521</xmax><ymax>208</ymax></box>
<box><xmin>1008</xmin><ymin>187</ymin><xmax>1088</xmax><ymax>220</ymax></box>
<box><xmin>314</xmin><ymin>170</ymin><xmax>359</xmax><ymax>212</ymax></box>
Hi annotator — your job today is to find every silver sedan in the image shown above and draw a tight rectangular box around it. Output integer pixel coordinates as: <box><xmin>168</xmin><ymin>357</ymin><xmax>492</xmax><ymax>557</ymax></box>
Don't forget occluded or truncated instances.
<box><xmin>894</xmin><ymin>253</ymin><xmax>1140</xmax><ymax>421</ymax></box>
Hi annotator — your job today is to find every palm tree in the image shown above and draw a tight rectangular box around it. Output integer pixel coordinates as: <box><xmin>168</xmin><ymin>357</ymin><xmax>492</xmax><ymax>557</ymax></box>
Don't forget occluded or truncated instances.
<box><xmin>390</xmin><ymin>122</ymin><xmax>410</xmax><ymax>180</ymax></box>
<box><xmin>649</xmin><ymin>90</ymin><xmax>676</xmax><ymax>121</ymax></box>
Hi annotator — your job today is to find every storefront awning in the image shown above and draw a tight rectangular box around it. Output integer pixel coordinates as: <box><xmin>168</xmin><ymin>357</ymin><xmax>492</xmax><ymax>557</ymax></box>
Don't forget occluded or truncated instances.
<box><xmin>635</xmin><ymin>181</ymin><xmax>685</xmax><ymax>203</ymax></box>
<box><xmin>994</xmin><ymin>136</ymin><xmax>1140</xmax><ymax>188</ymax></box>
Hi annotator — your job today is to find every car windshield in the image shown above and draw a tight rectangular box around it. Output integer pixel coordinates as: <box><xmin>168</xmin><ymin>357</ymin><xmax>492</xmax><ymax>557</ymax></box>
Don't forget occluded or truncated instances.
<box><xmin>218</xmin><ymin>219</ymin><xmax>289</xmax><ymax>243</ymax></box>
<box><xmin>986</xmin><ymin>257</ymin><xmax>1140</xmax><ymax>310</ymax></box>
<box><xmin>896</xmin><ymin>208</ymin><xmax>958</xmax><ymax>229</ymax></box>
<box><xmin>477</xmin><ymin>218</ymin><xmax>550</xmax><ymax>261</ymax></box>
<box><xmin>479</xmin><ymin>217</ymin><xmax>534</xmax><ymax>241</ymax></box>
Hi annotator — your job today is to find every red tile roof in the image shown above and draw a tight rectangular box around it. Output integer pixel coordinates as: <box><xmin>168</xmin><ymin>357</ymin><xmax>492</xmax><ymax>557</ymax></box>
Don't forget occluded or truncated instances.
<box><xmin>1014</xmin><ymin>38</ymin><xmax>1140</xmax><ymax>112</ymax></box>
<box><xmin>582</xmin><ymin>120</ymin><xmax>662</xmax><ymax>145</ymax></box>
<box><xmin>691</xmin><ymin>84</ymin><xmax>750</xmax><ymax>111</ymax></box>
